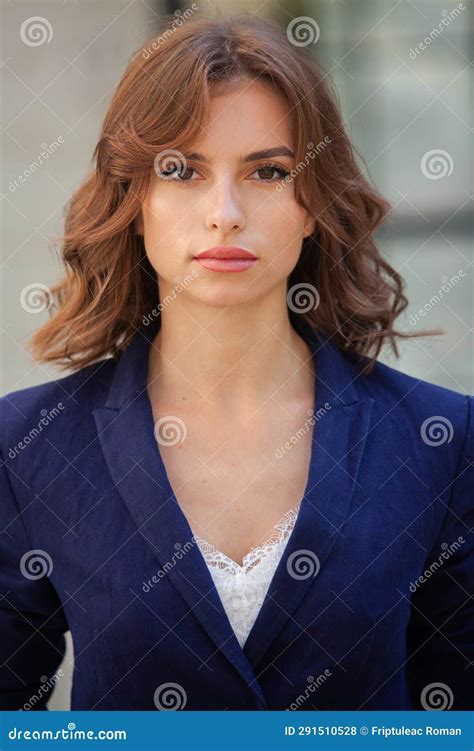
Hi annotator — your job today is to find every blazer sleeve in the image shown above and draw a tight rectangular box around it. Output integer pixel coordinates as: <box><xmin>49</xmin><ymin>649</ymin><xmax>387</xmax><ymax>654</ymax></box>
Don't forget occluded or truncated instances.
<box><xmin>0</xmin><ymin>453</ymin><xmax>69</xmax><ymax>710</ymax></box>
<box><xmin>405</xmin><ymin>394</ymin><xmax>474</xmax><ymax>710</ymax></box>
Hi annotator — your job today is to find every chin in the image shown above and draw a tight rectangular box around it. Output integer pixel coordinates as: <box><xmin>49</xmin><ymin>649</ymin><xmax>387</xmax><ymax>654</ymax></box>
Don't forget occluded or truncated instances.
<box><xmin>191</xmin><ymin>285</ymin><xmax>260</xmax><ymax>308</ymax></box>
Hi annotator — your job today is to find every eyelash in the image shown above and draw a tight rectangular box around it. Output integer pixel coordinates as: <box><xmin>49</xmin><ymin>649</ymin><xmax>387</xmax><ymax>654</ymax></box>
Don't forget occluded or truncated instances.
<box><xmin>159</xmin><ymin>162</ymin><xmax>290</xmax><ymax>184</ymax></box>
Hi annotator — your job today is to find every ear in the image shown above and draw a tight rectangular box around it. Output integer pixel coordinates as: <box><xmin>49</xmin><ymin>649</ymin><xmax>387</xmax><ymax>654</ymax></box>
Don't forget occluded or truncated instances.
<box><xmin>303</xmin><ymin>213</ymin><xmax>316</xmax><ymax>239</ymax></box>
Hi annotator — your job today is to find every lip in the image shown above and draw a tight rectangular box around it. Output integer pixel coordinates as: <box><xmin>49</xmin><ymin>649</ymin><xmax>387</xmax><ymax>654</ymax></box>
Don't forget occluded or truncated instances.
<box><xmin>193</xmin><ymin>257</ymin><xmax>258</xmax><ymax>273</ymax></box>
<box><xmin>193</xmin><ymin>246</ymin><xmax>258</xmax><ymax>273</ymax></box>
<box><xmin>194</xmin><ymin>246</ymin><xmax>257</xmax><ymax>260</ymax></box>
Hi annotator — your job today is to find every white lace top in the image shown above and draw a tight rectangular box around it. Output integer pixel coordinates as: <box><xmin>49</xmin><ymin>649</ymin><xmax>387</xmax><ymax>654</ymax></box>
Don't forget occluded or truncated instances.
<box><xmin>192</xmin><ymin>502</ymin><xmax>301</xmax><ymax>648</ymax></box>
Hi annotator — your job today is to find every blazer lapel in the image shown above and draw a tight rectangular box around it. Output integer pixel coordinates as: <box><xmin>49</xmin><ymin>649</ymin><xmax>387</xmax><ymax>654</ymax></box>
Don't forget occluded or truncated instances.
<box><xmin>92</xmin><ymin>323</ymin><xmax>266</xmax><ymax>706</ymax></box>
<box><xmin>92</xmin><ymin>320</ymin><xmax>374</xmax><ymax>700</ymax></box>
<box><xmin>242</xmin><ymin>402</ymin><xmax>375</xmax><ymax>668</ymax></box>
<box><xmin>243</xmin><ymin>323</ymin><xmax>375</xmax><ymax>667</ymax></box>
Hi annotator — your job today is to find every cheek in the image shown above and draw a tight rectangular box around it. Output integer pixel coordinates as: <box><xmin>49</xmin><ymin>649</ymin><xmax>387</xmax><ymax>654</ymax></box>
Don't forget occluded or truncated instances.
<box><xmin>141</xmin><ymin>195</ymin><xmax>185</xmax><ymax>270</ymax></box>
<box><xmin>142</xmin><ymin>195</ymin><xmax>173</xmax><ymax>241</ymax></box>
<box><xmin>268</xmin><ymin>239</ymin><xmax>304</xmax><ymax>278</ymax></box>
<box><xmin>263</xmin><ymin>198</ymin><xmax>307</xmax><ymax>273</ymax></box>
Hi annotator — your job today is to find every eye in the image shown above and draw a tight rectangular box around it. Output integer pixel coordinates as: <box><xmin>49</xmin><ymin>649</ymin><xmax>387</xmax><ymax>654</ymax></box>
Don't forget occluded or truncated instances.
<box><xmin>156</xmin><ymin>162</ymin><xmax>290</xmax><ymax>184</ymax></box>
<box><xmin>157</xmin><ymin>165</ymin><xmax>198</xmax><ymax>181</ymax></box>
<box><xmin>251</xmin><ymin>162</ymin><xmax>290</xmax><ymax>181</ymax></box>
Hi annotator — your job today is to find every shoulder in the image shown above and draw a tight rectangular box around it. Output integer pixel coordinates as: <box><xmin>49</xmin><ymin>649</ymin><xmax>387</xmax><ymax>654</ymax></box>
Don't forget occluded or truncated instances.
<box><xmin>353</xmin><ymin>353</ymin><xmax>472</xmax><ymax>456</ymax></box>
<box><xmin>0</xmin><ymin>357</ymin><xmax>116</xmax><ymax>458</ymax></box>
<box><xmin>357</xmin><ymin>354</ymin><xmax>469</xmax><ymax>409</ymax></box>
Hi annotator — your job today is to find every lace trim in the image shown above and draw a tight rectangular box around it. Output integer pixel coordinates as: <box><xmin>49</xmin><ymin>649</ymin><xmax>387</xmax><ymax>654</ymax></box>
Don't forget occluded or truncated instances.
<box><xmin>193</xmin><ymin>502</ymin><xmax>302</xmax><ymax>647</ymax></box>
<box><xmin>193</xmin><ymin>501</ymin><xmax>302</xmax><ymax>574</ymax></box>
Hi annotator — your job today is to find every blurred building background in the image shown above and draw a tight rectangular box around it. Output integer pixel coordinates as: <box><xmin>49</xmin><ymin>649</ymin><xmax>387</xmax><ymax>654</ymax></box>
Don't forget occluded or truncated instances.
<box><xmin>1</xmin><ymin>0</ymin><xmax>472</xmax><ymax>709</ymax></box>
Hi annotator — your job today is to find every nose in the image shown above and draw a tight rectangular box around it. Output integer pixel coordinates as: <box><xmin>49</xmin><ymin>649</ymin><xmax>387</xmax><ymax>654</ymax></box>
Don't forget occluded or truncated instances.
<box><xmin>203</xmin><ymin>176</ymin><xmax>245</xmax><ymax>233</ymax></box>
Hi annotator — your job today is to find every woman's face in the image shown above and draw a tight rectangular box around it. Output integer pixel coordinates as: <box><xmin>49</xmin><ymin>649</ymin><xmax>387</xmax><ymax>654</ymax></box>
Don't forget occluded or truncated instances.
<box><xmin>137</xmin><ymin>78</ymin><xmax>315</xmax><ymax>307</ymax></box>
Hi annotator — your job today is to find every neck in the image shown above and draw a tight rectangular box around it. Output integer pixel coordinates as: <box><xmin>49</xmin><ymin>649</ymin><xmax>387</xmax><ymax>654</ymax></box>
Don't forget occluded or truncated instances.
<box><xmin>146</xmin><ymin>286</ymin><xmax>315</xmax><ymax>418</ymax></box>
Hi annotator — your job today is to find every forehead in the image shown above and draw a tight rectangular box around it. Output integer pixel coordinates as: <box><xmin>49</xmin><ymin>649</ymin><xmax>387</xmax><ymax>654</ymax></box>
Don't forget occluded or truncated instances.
<box><xmin>194</xmin><ymin>79</ymin><xmax>294</xmax><ymax>158</ymax></box>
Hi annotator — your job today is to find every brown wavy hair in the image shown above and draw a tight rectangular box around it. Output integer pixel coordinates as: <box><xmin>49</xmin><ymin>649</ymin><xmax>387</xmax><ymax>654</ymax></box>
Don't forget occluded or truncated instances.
<box><xmin>28</xmin><ymin>12</ymin><xmax>442</xmax><ymax>375</ymax></box>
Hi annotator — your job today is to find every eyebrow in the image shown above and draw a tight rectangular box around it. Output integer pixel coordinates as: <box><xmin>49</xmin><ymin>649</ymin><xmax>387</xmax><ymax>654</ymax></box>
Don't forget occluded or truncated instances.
<box><xmin>183</xmin><ymin>146</ymin><xmax>295</xmax><ymax>164</ymax></box>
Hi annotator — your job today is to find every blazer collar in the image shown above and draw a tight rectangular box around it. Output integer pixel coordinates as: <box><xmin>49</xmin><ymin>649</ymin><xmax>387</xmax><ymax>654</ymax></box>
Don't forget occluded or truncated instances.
<box><xmin>105</xmin><ymin>317</ymin><xmax>362</xmax><ymax>412</ymax></box>
<box><xmin>94</xmin><ymin>319</ymin><xmax>373</xmax><ymax>707</ymax></box>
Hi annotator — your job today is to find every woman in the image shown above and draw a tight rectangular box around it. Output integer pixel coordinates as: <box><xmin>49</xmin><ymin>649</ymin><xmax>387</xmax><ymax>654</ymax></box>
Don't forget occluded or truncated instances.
<box><xmin>1</xmin><ymin>13</ymin><xmax>472</xmax><ymax>712</ymax></box>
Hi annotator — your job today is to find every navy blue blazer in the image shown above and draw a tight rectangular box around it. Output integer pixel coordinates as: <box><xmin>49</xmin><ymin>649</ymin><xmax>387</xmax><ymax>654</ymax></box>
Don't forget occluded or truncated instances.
<box><xmin>1</xmin><ymin>321</ymin><xmax>472</xmax><ymax>711</ymax></box>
